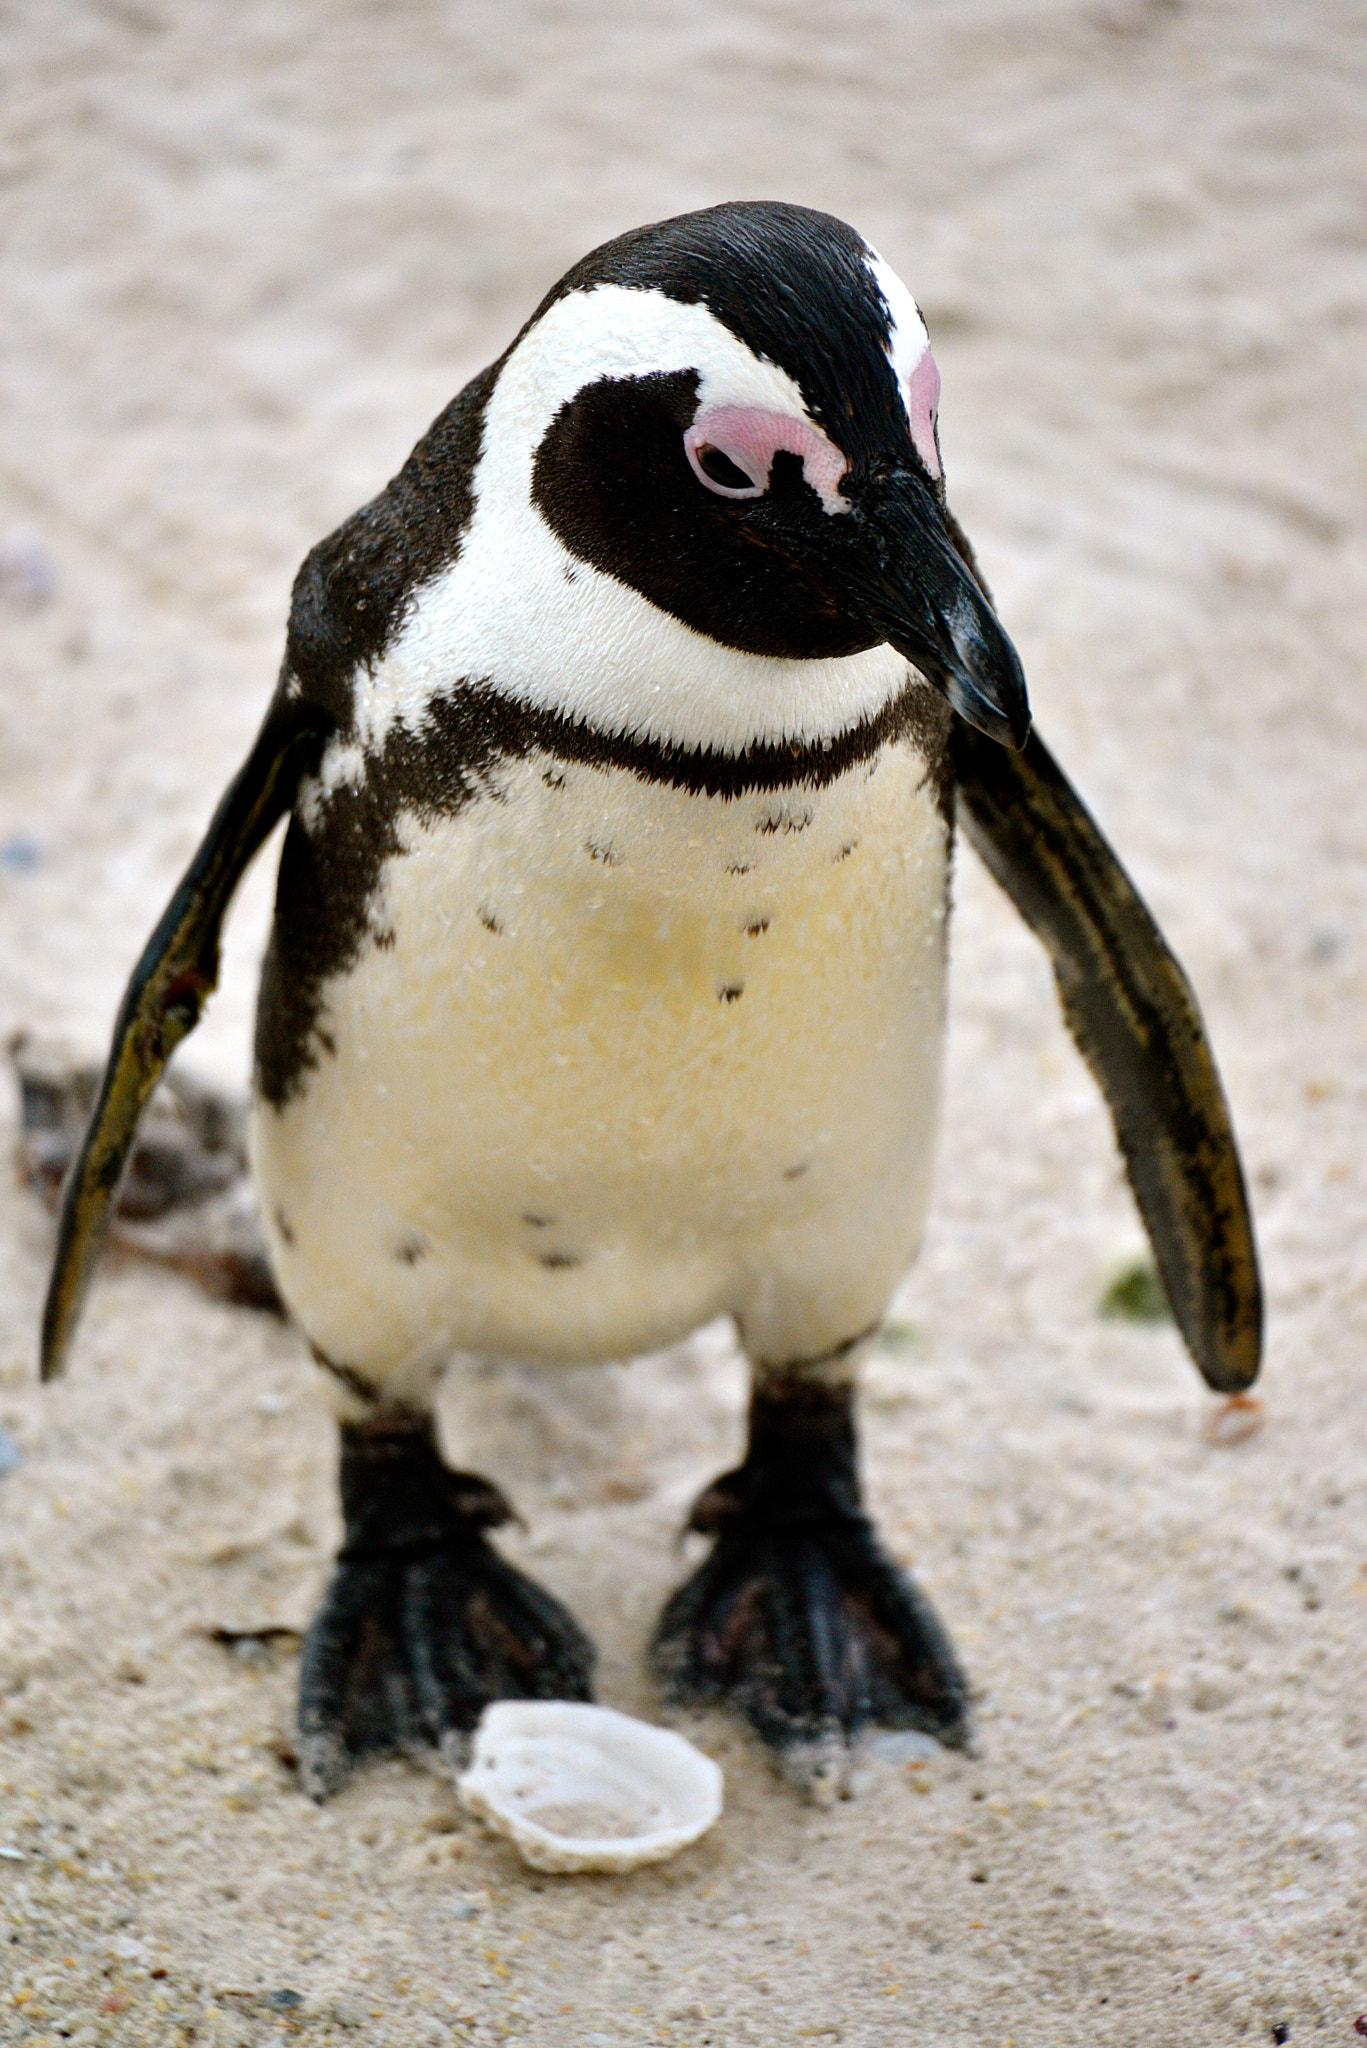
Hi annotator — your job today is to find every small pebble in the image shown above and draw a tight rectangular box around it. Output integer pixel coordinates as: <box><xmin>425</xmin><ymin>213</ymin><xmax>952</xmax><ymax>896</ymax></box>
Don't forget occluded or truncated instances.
<box><xmin>1204</xmin><ymin>1394</ymin><xmax>1264</xmax><ymax>1447</ymax></box>
<box><xmin>864</xmin><ymin>1729</ymin><xmax>941</xmax><ymax>1764</ymax></box>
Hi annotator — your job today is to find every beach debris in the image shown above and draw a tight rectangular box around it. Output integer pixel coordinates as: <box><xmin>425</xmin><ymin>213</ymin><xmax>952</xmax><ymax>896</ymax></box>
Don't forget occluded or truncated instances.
<box><xmin>1099</xmin><ymin>1256</ymin><xmax>1171</xmax><ymax>1323</ymax></box>
<box><xmin>1204</xmin><ymin>1393</ymin><xmax>1264</xmax><ymax>1447</ymax></box>
<box><xmin>458</xmin><ymin>1700</ymin><xmax>723</xmax><ymax>1874</ymax></box>
<box><xmin>9</xmin><ymin>1032</ymin><xmax>281</xmax><ymax>1313</ymax></box>
<box><xmin>197</xmin><ymin>1624</ymin><xmax>303</xmax><ymax>1670</ymax></box>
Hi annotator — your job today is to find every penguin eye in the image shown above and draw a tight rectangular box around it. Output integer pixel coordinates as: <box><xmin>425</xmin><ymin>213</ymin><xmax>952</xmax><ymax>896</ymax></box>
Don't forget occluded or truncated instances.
<box><xmin>696</xmin><ymin>445</ymin><xmax>759</xmax><ymax>493</ymax></box>
<box><xmin>684</xmin><ymin>421</ymin><xmax>767</xmax><ymax>500</ymax></box>
<box><xmin>684</xmin><ymin>406</ymin><xmax>852</xmax><ymax>514</ymax></box>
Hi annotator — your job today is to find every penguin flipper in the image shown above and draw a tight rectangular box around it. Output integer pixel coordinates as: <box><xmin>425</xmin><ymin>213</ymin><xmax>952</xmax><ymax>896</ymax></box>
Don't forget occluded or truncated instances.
<box><xmin>951</xmin><ymin>722</ymin><xmax>1262</xmax><ymax>1395</ymax></box>
<box><xmin>40</xmin><ymin>702</ymin><xmax>319</xmax><ymax>1382</ymax></box>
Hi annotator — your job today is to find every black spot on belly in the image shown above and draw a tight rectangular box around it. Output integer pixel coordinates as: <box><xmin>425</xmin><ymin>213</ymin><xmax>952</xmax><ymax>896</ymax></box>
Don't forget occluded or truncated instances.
<box><xmin>539</xmin><ymin>1250</ymin><xmax>582</xmax><ymax>1270</ymax></box>
<box><xmin>743</xmin><ymin>916</ymin><xmax>770</xmax><ymax>936</ymax></box>
<box><xmin>542</xmin><ymin>769</ymin><xmax>567</xmax><ymax>790</ymax></box>
<box><xmin>725</xmin><ymin>859</ymin><xmax>755</xmax><ymax>876</ymax></box>
<box><xmin>783</xmin><ymin>1162</ymin><xmax>809</xmax><ymax>1180</ymax></box>
<box><xmin>521</xmin><ymin>1213</ymin><xmax>555</xmax><ymax>1229</ymax></box>
<box><xmin>478</xmin><ymin>906</ymin><xmax>503</xmax><ymax>934</ymax></box>
<box><xmin>833</xmin><ymin>839</ymin><xmax>859</xmax><ymax>862</ymax></box>
<box><xmin>586</xmin><ymin>840</ymin><xmax>619</xmax><ymax>866</ymax></box>
<box><xmin>396</xmin><ymin>1237</ymin><xmax>428</xmax><ymax>1265</ymax></box>
<box><xmin>274</xmin><ymin>1207</ymin><xmax>295</xmax><ymax>1246</ymax></box>
<box><xmin>719</xmin><ymin>983</ymin><xmax>745</xmax><ymax>1003</ymax></box>
<box><xmin>374</xmin><ymin>924</ymin><xmax>397</xmax><ymax>949</ymax></box>
<box><xmin>756</xmin><ymin>806</ymin><xmax>812</xmax><ymax>836</ymax></box>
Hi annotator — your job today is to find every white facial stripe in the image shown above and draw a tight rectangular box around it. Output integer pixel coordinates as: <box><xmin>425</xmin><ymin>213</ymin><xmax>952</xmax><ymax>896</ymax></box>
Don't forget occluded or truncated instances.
<box><xmin>507</xmin><ymin>283</ymin><xmax>813</xmax><ymax>442</ymax></box>
<box><xmin>864</xmin><ymin>249</ymin><xmax>930</xmax><ymax>390</ymax></box>
<box><xmin>864</xmin><ymin>249</ymin><xmax>941</xmax><ymax>478</ymax></box>
<box><xmin>344</xmin><ymin>283</ymin><xmax>913</xmax><ymax>763</ymax></box>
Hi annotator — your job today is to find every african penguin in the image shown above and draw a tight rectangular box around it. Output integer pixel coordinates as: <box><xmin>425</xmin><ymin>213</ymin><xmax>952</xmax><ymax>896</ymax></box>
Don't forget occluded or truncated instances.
<box><xmin>43</xmin><ymin>201</ymin><xmax>1262</xmax><ymax>1806</ymax></box>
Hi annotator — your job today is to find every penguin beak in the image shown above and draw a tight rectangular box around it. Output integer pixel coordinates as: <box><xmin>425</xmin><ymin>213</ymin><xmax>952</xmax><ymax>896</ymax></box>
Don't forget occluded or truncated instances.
<box><xmin>816</xmin><ymin>470</ymin><xmax>1032</xmax><ymax>749</ymax></box>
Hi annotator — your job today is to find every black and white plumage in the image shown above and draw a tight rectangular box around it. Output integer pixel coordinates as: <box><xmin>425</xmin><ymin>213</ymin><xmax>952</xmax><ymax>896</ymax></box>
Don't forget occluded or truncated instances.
<box><xmin>42</xmin><ymin>202</ymin><xmax>1261</xmax><ymax>1803</ymax></box>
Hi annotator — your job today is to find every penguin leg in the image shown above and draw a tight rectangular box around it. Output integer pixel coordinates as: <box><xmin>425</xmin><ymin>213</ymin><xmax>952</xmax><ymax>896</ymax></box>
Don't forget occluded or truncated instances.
<box><xmin>297</xmin><ymin>1400</ymin><xmax>595</xmax><ymax>1802</ymax></box>
<box><xmin>651</xmin><ymin>1355</ymin><xmax>969</xmax><ymax>1803</ymax></box>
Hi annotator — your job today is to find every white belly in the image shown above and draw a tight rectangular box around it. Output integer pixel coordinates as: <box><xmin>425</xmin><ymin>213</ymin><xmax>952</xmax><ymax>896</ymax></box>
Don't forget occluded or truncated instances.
<box><xmin>251</xmin><ymin>739</ymin><xmax>950</xmax><ymax>1380</ymax></box>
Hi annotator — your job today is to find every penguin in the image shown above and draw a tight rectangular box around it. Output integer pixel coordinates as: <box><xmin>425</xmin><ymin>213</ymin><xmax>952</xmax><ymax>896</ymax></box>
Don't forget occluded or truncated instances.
<box><xmin>41</xmin><ymin>201</ymin><xmax>1261</xmax><ymax>1804</ymax></box>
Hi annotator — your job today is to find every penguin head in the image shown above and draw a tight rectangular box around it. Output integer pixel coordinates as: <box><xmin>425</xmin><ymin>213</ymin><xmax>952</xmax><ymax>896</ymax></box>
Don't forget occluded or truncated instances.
<box><xmin>493</xmin><ymin>201</ymin><xmax>1028</xmax><ymax>748</ymax></box>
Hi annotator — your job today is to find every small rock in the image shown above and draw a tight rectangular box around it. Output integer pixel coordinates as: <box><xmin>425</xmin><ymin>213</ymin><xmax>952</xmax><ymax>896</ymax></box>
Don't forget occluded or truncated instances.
<box><xmin>109</xmin><ymin>1935</ymin><xmax>147</xmax><ymax>1964</ymax></box>
<box><xmin>262</xmin><ymin>1988</ymin><xmax>302</xmax><ymax>2012</ymax></box>
<box><xmin>449</xmin><ymin>1892</ymin><xmax>486</xmax><ymax>1921</ymax></box>
<box><xmin>863</xmin><ymin>1729</ymin><xmax>942</xmax><ymax>1764</ymax></box>
<box><xmin>0</xmin><ymin>1426</ymin><xmax>22</xmax><ymax>1478</ymax></box>
<box><xmin>1205</xmin><ymin>1394</ymin><xmax>1264</xmax><ymax>1447</ymax></box>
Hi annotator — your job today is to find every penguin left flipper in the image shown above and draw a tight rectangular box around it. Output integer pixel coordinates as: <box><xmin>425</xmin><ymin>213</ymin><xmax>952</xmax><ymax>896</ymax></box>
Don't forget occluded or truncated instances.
<box><xmin>952</xmin><ymin>722</ymin><xmax>1263</xmax><ymax>1397</ymax></box>
<box><xmin>40</xmin><ymin>698</ymin><xmax>322</xmax><ymax>1383</ymax></box>
<box><xmin>652</xmin><ymin>1374</ymin><xmax>970</xmax><ymax>1804</ymax></box>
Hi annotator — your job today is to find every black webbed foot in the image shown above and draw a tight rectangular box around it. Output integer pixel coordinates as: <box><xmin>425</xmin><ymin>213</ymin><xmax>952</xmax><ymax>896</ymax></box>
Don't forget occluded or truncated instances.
<box><xmin>298</xmin><ymin>1417</ymin><xmax>595</xmax><ymax>1801</ymax></box>
<box><xmin>651</xmin><ymin>1374</ymin><xmax>970</xmax><ymax>1802</ymax></box>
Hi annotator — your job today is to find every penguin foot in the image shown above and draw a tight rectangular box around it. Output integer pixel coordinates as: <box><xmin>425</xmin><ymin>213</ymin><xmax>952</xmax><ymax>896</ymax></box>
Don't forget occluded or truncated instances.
<box><xmin>650</xmin><ymin>1374</ymin><xmax>970</xmax><ymax>1803</ymax></box>
<box><xmin>297</xmin><ymin>1417</ymin><xmax>595</xmax><ymax>1801</ymax></box>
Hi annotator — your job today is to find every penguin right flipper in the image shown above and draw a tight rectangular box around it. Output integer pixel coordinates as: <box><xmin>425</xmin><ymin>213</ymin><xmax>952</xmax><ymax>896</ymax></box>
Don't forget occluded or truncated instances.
<box><xmin>951</xmin><ymin>722</ymin><xmax>1262</xmax><ymax>1396</ymax></box>
<box><xmin>40</xmin><ymin>697</ymin><xmax>322</xmax><ymax>1383</ymax></box>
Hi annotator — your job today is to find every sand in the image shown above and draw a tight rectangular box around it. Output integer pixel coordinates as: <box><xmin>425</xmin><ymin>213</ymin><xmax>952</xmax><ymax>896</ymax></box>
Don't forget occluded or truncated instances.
<box><xmin>1</xmin><ymin>1</ymin><xmax>1365</xmax><ymax>2042</ymax></box>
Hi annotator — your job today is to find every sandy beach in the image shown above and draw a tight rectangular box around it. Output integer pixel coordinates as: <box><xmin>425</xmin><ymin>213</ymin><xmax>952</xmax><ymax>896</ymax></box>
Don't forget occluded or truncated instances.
<box><xmin>1</xmin><ymin>2</ymin><xmax>1365</xmax><ymax>2042</ymax></box>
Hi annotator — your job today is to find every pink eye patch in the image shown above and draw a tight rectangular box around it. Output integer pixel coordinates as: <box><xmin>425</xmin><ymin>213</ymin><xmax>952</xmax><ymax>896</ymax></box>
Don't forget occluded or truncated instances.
<box><xmin>904</xmin><ymin>346</ymin><xmax>941</xmax><ymax>479</ymax></box>
<box><xmin>684</xmin><ymin>407</ymin><xmax>851</xmax><ymax>512</ymax></box>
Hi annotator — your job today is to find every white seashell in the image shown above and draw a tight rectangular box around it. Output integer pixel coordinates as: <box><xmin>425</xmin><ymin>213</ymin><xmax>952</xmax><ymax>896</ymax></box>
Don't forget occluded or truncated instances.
<box><xmin>456</xmin><ymin>1701</ymin><xmax>723</xmax><ymax>1874</ymax></box>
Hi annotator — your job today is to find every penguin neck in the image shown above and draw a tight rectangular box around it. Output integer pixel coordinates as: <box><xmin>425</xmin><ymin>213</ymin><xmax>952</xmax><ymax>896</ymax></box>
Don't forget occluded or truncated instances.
<box><xmin>345</xmin><ymin>509</ymin><xmax>915</xmax><ymax>769</ymax></box>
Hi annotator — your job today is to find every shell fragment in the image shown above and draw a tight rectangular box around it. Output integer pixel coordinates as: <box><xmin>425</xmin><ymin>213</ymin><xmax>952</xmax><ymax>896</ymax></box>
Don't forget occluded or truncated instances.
<box><xmin>457</xmin><ymin>1701</ymin><xmax>723</xmax><ymax>1874</ymax></box>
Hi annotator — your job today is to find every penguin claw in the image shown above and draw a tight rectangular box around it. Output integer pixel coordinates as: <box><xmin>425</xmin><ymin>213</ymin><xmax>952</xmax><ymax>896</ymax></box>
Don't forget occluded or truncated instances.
<box><xmin>296</xmin><ymin>1422</ymin><xmax>595</xmax><ymax>1799</ymax></box>
<box><xmin>650</xmin><ymin>1509</ymin><xmax>970</xmax><ymax>1798</ymax></box>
